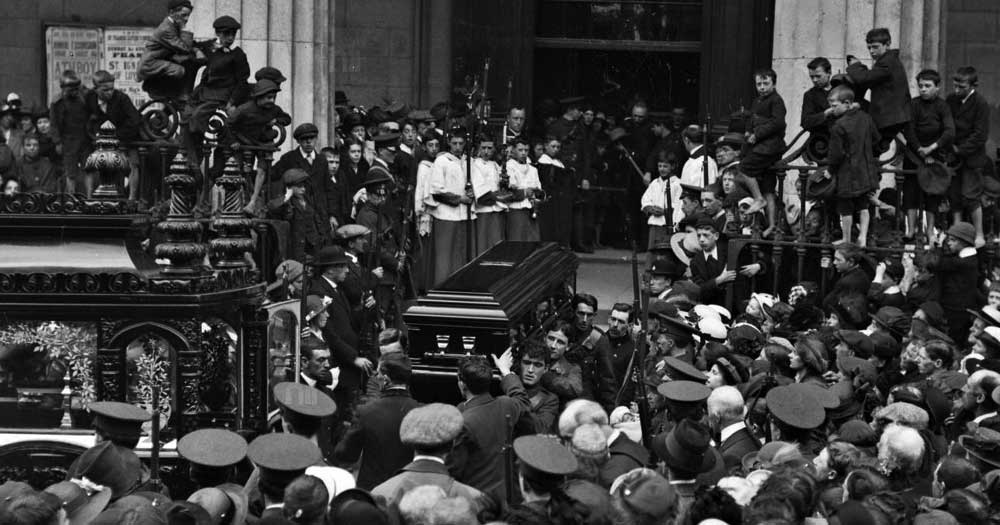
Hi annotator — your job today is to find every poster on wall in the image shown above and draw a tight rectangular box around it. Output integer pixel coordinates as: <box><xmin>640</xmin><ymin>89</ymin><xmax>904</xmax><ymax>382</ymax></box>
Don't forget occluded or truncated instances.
<box><xmin>45</xmin><ymin>26</ymin><xmax>104</xmax><ymax>105</ymax></box>
<box><xmin>103</xmin><ymin>27</ymin><xmax>156</xmax><ymax>108</ymax></box>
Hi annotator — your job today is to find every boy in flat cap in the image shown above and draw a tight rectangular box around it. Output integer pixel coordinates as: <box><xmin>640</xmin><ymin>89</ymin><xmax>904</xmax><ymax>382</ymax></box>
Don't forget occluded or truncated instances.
<box><xmin>267</xmin><ymin>167</ymin><xmax>330</xmax><ymax>263</ymax></box>
<box><xmin>137</xmin><ymin>0</ymin><xmax>203</xmax><ymax>100</ymax></box>
<box><xmin>229</xmin><ymin>79</ymin><xmax>292</xmax><ymax>212</ymax></box>
<box><xmin>271</xmin><ymin>123</ymin><xmax>327</xmax><ymax>208</ymax></box>
<box><xmin>372</xmin><ymin>403</ymin><xmax>494</xmax><ymax>516</ymax></box>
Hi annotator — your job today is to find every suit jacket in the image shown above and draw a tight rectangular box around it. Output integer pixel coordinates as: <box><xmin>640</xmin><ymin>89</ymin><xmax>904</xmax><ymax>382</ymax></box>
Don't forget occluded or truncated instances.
<box><xmin>334</xmin><ymin>388</ymin><xmax>420</xmax><ymax>490</ymax></box>
<box><xmin>272</xmin><ymin>148</ymin><xmax>329</xmax><ymax>211</ymax></box>
<box><xmin>599</xmin><ymin>433</ymin><xmax>651</xmax><ymax>488</ymax></box>
<box><xmin>138</xmin><ymin>16</ymin><xmax>193</xmax><ymax>81</ymax></box>
<box><xmin>448</xmin><ymin>377</ymin><xmax>534</xmax><ymax>502</ymax></box>
<box><xmin>846</xmin><ymin>49</ymin><xmax>911</xmax><ymax>129</ymax></box>
<box><xmin>801</xmin><ymin>85</ymin><xmax>832</xmax><ymax>134</ymax></box>
<box><xmin>319</xmin><ymin>168</ymin><xmax>353</xmax><ymax>226</ymax></box>
<box><xmin>719</xmin><ymin>425</ymin><xmax>760</xmax><ymax>472</ymax></box>
<box><xmin>196</xmin><ymin>46</ymin><xmax>250</xmax><ymax>103</ymax></box>
<box><xmin>372</xmin><ymin>459</ymin><xmax>494</xmax><ymax>515</ymax></box>
<box><xmin>85</xmin><ymin>90</ymin><xmax>142</xmax><ymax>143</ymax></box>
<box><xmin>689</xmin><ymin>244</ymin><xmax>729</xmax><ymax>306</ymax></box>
<box><xmin>309</xmin><ymin>277</ymin><xmax>363</xmax><ymax>393</ymax></box>
<box><xmin>822</xmin><ymin>266</ymin><xmax>872</xmax><ymax>312</ymax></box>
<box><xmin>948</xmin><ymin>90</ymin><xmax>992</xmax><ymax>167</ymax></box>
<box><xmin>749</xmin><ymin>90</ymin><xmax>787</xmax><ymax>155</ymax></box>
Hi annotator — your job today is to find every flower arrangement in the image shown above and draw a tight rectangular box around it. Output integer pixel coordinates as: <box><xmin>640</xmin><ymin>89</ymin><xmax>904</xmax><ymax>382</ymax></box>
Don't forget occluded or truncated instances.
<box><xmin>134</xmin><ymin>338</ymin><xmax>172</xmax><ymax>419</ymax></box>
<box><xmin>0</xmin><ymin>321</ymin><xmax>97</xmax><ymax>407</ymax></box>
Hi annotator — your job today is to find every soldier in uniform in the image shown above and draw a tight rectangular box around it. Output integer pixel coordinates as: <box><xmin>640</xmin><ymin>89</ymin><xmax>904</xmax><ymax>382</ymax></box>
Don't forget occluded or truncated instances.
<box><xmin>267</xmin><ymin>168</ymin><xmax>330</xmax><ymax>264</ymax></box>
<box><xmin>502</xmin><ymin>435</ymin><xmax>579</xmax><ymax>522</ymax></box>
<box><xmin>566</xmin><ymin>294</ymin><xmax>618</xmax><ymax>409</ymax></box>
<box><xmin>86</xmin><ymin>401</ymin><xmax>151</xmax><ymax>450</ymax></box>
<box><xmin>176</xmin><ymin>428</ymin><xmax>247</xmax><ymax>494</ymax></box>
<box><xmin>245</xmin><ymin>433</ymin><xmax>322</xmax><ymax>521</ymax></box>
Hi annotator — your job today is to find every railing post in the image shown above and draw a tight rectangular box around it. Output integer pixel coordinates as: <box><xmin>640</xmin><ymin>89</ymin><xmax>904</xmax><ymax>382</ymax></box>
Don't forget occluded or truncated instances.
<box><xmin>155</xmin><ymin>151</ymin><xmax>208</xmax><ymax>276</ymax></box>
<box><xmin>210</xmin><ymin>156</ymin><xmax>254</xmax><ymax>268</ymax></box>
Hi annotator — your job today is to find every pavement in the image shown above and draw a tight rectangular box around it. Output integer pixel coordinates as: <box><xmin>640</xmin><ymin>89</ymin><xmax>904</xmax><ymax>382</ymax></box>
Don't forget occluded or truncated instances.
<box><xmin>574</xmin><ymin>248</ymin><xmax>636</xmax><ymax>325</ymax></box>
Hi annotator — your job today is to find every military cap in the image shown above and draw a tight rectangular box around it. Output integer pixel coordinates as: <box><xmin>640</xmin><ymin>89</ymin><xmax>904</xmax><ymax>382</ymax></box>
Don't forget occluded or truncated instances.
<box><xmin>313</xmin><ymin>245</ymin><xmax>350</xmax><ymax>267</ymax></box>
<box><xmin>334</xmin><ymin>224</ymin><xmax>370</xmax><ymax>242</ymax></box>
<box><xmin>282</xmin><ymin>168</ymin><xmax>310</xmax><ymax>186</ymax></box>
<box><xmin>658</xmin><ymin>315</ymin><xmax>700</xmax><ymax>344</ymax></box>
<box><xmin>792</xmin><ymin>383</ymin><xmax>838</xmax><ymax>410</ymax></box>
<box><xmin>66</xmin><ymin>440</ymin><xmax>145</xmax><ymax>500</ymax></box>
<box><xmin>649</xmin><ymin>259</ymin><xmax>685</xmax><ymax>279</ymax></box>
<box><xmin>694</xmin><ymin>214</ymin><xmax>719</xmax><ymax>232</ymax></box>
<box><xmin>513</xmin><ymin>435</ymin><xmax>578</xmax><ymax>476</ymax></box>
<box><xmin>166</xmin><ymin>501</ymin><xmax>212</xmax><ymax>525</ymax></box>
<box><xmin>251</xmin><ymin>79</ymin><xmax>280</xmax><ymax>98</ymax></box>
<box><xmin>716</xmin><ymin>132</ymin><xmax>746</xmax><ymax>149</ymax></box>
<box><xmin>254</xmin><ymin>66</ymin><xmax>287</xmax><ymax>84</ymax></box>
<box><xmin>373</xmin><ymin>132</ymin><xmax>400</xmax><ymax>150</ymax></box>
<box><xmin>212</xmin><ymin>15</ymin><xmax>241</xmax><ymax>32</ymax></box>
<box><xmin>656</xmin><ymin>379</ymin><xmax>711</xmax><ymax>406</ymax></box>
<box><xmin>400</xmin><ymin>403</ymin><xmax>463</xmax><ymax>448</ymax></box>
<box><xmin>168</xmin><ymin>0</ymin><xmax>193</xmax><ymax>11</ymax></box>
<box><xmin>293</xmin><ymin>123</ymin><xmax>319</xmax><ymax>140</ymax></box>
<box><xmin>616</xmin><ymin>473</ymin><xmax>677</xmax><ymax>518</ymax></box>
<box><xmin>89</xmin><ymin>401</ymin><xmax>151</xmax><ymax>446</ymax></box>
<box><xmin>273</xmin><ymin>382</ymin><xmax>337</xmax><ymax>419</ymax></box>
<box><xmin>766</xmin><ymin>385</ymin><xmax>825</xmax><ymax>429</ymax></box>
<box><xmin>834</xmin><ymin>330</ymin><xmax>875</xmax><ymax>359</ymax></box>
<box><xmin>247</xmin><ymin>434</ymin><xmax>322</xmax><ymax>493</ymax></box>
<box><xmin>177</xmin><ymin>428</ymin><xmax>247</xmax><ymax>468</ymax></box>
<box><xmin>679</xmin><ymin>182</ymin><xmax>704</xmax><ymax>198</ymax></box>
<box><xmin>659</xmin><ymin>357</ymin><xmax>707</xmax><ymax>383</ymax></box>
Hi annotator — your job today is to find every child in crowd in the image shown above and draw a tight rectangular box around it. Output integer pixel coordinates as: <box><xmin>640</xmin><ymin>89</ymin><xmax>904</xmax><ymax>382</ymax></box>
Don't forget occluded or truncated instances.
<box><xmin>16</xmin><ymin>135</ymin><xmax>57</xmax><ymax>193</ymax></box>
<box><xmin>640</xmin><ymin>150</ymin><xmax>680</xmax><ymax>248</ymax></box>
<box><xmin>742</xmin><ymin>68</ymin><xmax>787</xmax><ymax>237</ymax></box>
<box><xmin>946</xmin><ymin>66</ymin><xmax>991</xmax><ymax>248</ymax></box>
<box><xmin>827</xmin><ymin>85</ymin><xmax>880</xmax><ymax>247</ymax></box>
<box><xmin>903</xmin><ymin>69</ymin><xmax>954</xmax><ymax>242</ymax></box>
<box><xmin>847</xmin><ymin>27</ymin><xmax>911</xmax><ymax>153</ymax></box>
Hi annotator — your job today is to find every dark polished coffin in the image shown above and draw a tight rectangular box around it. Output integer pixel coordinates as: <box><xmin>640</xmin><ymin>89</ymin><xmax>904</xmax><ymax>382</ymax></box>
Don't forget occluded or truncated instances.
<box><xmin>403</xmin><ymin>241</ymin><xmax>578</xmax><ymax>401</ymax></box>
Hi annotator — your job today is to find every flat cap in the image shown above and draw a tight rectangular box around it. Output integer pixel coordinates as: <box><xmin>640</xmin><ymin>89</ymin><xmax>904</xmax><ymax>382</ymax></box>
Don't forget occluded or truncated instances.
<box><xmin>247</xmin><ymin>433</ymin><xmax>321</xmax><ymax>472</ymax></box>
<box><xmin>335</xmin><ymin>224</ymin><xmax>370</xmax><ymax>241</ymax></box>
<box><xmin>254</xmin><ymin>66</ymin><xmax>287</xmax><ymax>84</ymax></box>
<box><xmin>251</xmin><ymin>79</ymin><xmax>280</xmax><ymax>98</ymax></box>
<box><xmin>513</xmin><ymin>435</ymin><xmax>578</xmax><ymax>476</ymax></box>
<box><xmin>766</xmin><ymin>385</ymin><xmax>825</xmax><ymax>429</ymax></box>
<box><xmin>168</xmin><ymin>0</ymin><xmax>193</xmax><ymax>10</ymax></box>
<box><xmin>273</xmin><ymin>382</ymin><xmax>337</xmax><ymax>418</ymax></box>
<box><xmin>660</xmin><ymin>356</ymin><xmax>707</xmax><ymax>383</ymax></box>
<box><xmin>212</xmin><ymin>15</ymin><xmax>241</xmax><ymax>31</ymax></box>
<box><xmin>656</xmin><ymin>380</ymin><xmax>711</xmax><ymax>405</ymax></box>
<box><xmin>618</xmin><ymin>473</ymin><xmax>676</xmax><ymax>518</ymax></box>
<box><xmin>282</xmin><ymin>168</ymin><xmax>309</xmax><ymax>186</ymax></box>
<box><xmin>293</xmin><ymin>123</ymin><xmax>319</xmax><ymax>140</ymax></box>
<box><xmin>274</xmin><ymin>259</ymin><xmax>303</xmax><ymax>282</ymax></box>
<box><xmin>835</xmin><ymin>330</ymin><xmax>875</xmax><ymax>359</ymax></box>
<box><xmin>177</xmin><ymin>428</ymin><xmax>247</xmax><ymax>468</ymax></box>
<box><xmin>399</xmin><ymin>403</ymin><xmax>463</xmax><ymax>447</ymax></box>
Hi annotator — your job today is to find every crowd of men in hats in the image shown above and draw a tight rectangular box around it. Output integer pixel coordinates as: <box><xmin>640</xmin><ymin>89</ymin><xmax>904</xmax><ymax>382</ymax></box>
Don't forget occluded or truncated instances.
<box><xmin>10</xmin><ymin>4</ymin><xmax>1000</xmax><ymax>523</ymax></box>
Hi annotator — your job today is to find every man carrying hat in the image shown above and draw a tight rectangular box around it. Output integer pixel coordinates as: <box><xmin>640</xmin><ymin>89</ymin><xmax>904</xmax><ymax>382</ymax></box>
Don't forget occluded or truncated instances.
<box><xmin>184</xmin><ymin>15</ymin><xmax>250</xmax><ymax>148</ymax></box>
<box><xmin>229</xmin><ymin>78</ymin><xmax>292</xmax><ymax>212</ymax></box>
<box><xmin>267</xmin><ymin>167</ymin><xmax>330</xmax><ymax>263</ymax></box>
<box><xmin>137</xmin><ymin>0</ymin><xmax>204</xmax><ymax>99</ymax></box>
<box><xmin>372</xmin><ymin>403</ymin><xmax>493</xmax><ymax>515</ymax></box>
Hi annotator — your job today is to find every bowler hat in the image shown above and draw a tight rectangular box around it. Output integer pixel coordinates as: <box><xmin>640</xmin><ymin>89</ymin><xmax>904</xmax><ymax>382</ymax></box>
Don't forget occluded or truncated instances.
<box><xmin>313</xmin><ymin>246</ymin><xmax>349</xmax><ymax>267</ymax></box>
<box><xmin>251</xmin><ymin>79</ymin><xmax>280</xmax><ymax>98</ymax></box>
<box><xmin>212</xmin><ymin>15</ymin><xmax>241</xmax><ymax>32</ymax></box>
<box><xmin>766</xmin><ymin>385</ymin><xmax>825</xmax><ymax>429</ymax></box>
<box><xmin>293</xmin><ymin>123</ymin><xmax>319</xmax><ymax>141</ymax></box>
<box><xmin>282</xmin><ymin>168</ymin><xmax>309</xmax><ymax>186</ymax></box>
<box><xmin>947</xmin><ymin>221</ymin><xmax>977</xmax><ymax>246</ymax></box>
<box><xmin>653</xmin><ymin>419</ymin><xmax>716</xmax><ymax>474</ymax></box>
<box><xmin>917</xmin><ymin>162</ymin><xmax>951</xmax><ymax>195</ymax></box>
<box><xmin>372</xmin><ymin>132</ymin><xmax>400</xmax><ymax>150</ymax></box>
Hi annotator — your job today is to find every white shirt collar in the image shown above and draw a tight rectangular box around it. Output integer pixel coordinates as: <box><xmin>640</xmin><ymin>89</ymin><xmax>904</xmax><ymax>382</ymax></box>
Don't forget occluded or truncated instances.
<box><xmin>960</xmin><ymin>246</ymin><xmax>978</xmax><ymax>258</ymax></box>
<box><xmin>720</xmin><ymin>421</ymin><xmax>747</xmax><ymax>443</ymax></box>
<box><xmin>704</xmin><ymin>247</ymin><xmax>719</xmax><ymax>260</ymax></box>
<box><xmin>346</xmin><ymin>252</ymin><xmax>358</xmax><ymax>264</ymax></box>
<box><xmin>413</xmin><ymin>454</ymin><xmax>445</xmax><ymax>464</ymax></box>
<box><xmin>300</xmin><ymin>147</ymin><xmax>315</xmax><ymax>162</ymax></box>
<box><xmin>301</xmin><ymin>373</ymin><xmax>316</xmax><ymax>387</ymax></box>
<box><xmin>400</xmin><ymin>143</ymin><xmax>413</xmax><ymax>155</ymax></box>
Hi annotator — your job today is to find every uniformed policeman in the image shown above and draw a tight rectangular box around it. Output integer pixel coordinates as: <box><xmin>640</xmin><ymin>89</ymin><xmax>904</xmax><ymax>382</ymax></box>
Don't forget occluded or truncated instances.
<box><xmin>245</xmin><ymin>433</ymin><xmax>322</xmax><ymax>520</ymax></box>
<box><xmin>177</xmin><ymin>428</ymin><xmax>247</xmax><ymax>490</ymax></box>
<box><xmin>503</xmin><ymin>435</ymin><xmax>579</xmax><ymax>522</ymax></box>
<box><xmin>88</xmin><ymin>401</ymin><xmax>151</xmax><ymax>450</ymax></box>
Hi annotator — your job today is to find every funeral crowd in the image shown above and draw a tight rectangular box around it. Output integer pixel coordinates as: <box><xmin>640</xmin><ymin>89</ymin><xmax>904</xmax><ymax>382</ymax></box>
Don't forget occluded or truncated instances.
<box><xmin>5</xmin><ymin>1</ymin><xmax>1000</xmax><ymax>524</ymax></box>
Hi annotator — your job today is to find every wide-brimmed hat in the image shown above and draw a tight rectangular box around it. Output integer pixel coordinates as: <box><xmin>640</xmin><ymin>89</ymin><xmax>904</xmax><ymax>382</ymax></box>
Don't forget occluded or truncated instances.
<box><xmin>917</xmin><ymin>162</ymin><xmax>951</xmax><ymax>195</ymax></box>
<box><xmin>215</xmin><ymin>483</ymin><xmax>249</xmax><ymax>525</ymax></box>
<box><xmin>44</xmin><ymin>479</ymin><xmax>113</xmax><ymax>525</ymax></box>
<box><xmin>969</xmin><ymin>306</ymin><xmax>1000</xmax><ymax>329</ymax></box>
<box><xmin>652</xmin><ymin>419</ymin><xmax>716</xmax><ymax>475</ymax></box>
<box><xmin>66</xmin><ymin>441</ymin><xmax>143</xmax><ymax>501</ymax></box>
<box><xmin>670</xmin><ymin>231</ymin><xmax>700</xmax><ymax>266</ymax></box>
<box><xmin>961</xmin><ymin>427</ymin><xmax>1000</xmax><ymax>469</ymax></box>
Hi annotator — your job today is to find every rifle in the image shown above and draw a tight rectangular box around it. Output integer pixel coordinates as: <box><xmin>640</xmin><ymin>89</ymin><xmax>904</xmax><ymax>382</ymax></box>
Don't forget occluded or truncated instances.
<box><xmin>503</xmin><ymin>412</ymin><xmax>515</xmax><ymax>505</ymax></box>
<box><xmin>392</xmin><ymin>178</ymin><xmax>416</xmax><ymax>327</ymax></box>
<box><xmin>702</xmin><ymin>109</ymin><xmax>711</xmax><ymax>187</ymax></box>
<box><xmin>629</xmin><ymin>239</ymin><xmax>652</xmax><ymax>449</ymax></box>
<box><xmin>148</xmin><ymin>383</ymin><xmax>162</xmax><ymax>493</ymax></box>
